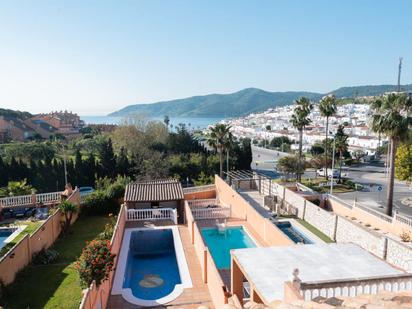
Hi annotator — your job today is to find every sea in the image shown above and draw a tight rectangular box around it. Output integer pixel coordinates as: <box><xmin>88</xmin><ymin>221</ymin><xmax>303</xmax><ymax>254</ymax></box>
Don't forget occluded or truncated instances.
<box><xmin>80</xmin><ymin>116</ymin><xmax>223</xmax><ymax>130</ymax></box>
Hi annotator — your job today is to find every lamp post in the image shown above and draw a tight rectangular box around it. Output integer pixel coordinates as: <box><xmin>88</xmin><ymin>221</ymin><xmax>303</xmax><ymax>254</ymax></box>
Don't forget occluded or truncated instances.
<box><xmin>330</xmin><ymin>137</ymin><xmax>336</xmax><ymax>195</ymax></box>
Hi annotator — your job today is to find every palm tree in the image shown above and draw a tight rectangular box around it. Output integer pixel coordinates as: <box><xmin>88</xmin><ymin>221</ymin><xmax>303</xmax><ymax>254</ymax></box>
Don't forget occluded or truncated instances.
<box><xmin>334</xmin><ymin>124</ymin><xmax>349</xmax><ymax>184</ymax></box>
<box><xmin>319</xmin><ymin>94</ymin><xmax>337</xmax><ymax>179</ymax></box>
<box><xmin>163</xmin><ymin>115</ymin><xmax>170</xmax><ymax>130</ymax></box>
<box><xmin>290</xmin><ymin>97</ymin><xmax>313</xmax><ymax>182</ymax></box>
<box><xmin>371</xmin><ymin>93</ymin><xmax>412</xmax><ymax>216</ymax></box>
<box><xmin>207</xmin><ymin>124</ymin><xmax>232</xmax><ymax>178</ymax></box>
<box><xmin>58</xmin><ymin>200</ymin><xmax>79</xmax><ymax>232</ymax></box>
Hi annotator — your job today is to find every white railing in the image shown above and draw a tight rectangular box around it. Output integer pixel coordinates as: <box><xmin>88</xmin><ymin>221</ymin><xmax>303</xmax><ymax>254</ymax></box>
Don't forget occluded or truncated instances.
<box><xmin>183</xmin><ymin>184</ymin><xmax>215</xmax><ymax>194</ymax></box>
<box><xmin>0</xmin><ymin>191</ymin><xmax>62</xmax><ymax>208</ymax></box>
<box><xmin>36</xmin><ymin>192</ymin><xmax>61</xmax><ymax>204</ymax></box>
<box><xmin>126</xmin><ymin>207</ymin><xmax>177</xmax><ymax>224</ymax></box>
<box><xmin>187</xmin><ymin>198</ymin><xmax>218</xmax><ymax>208</ymax></box>
<box><xmin>191</xmin><ymin>206</ymin><xmax>231</xmax><ymax>220</ymax></box>
<box><xmin>0</xmin><ymin>194</ymin><xmax>32</xmax><ymax>207</ymax></box>
<box><xmin>299</xmin><ymin>274</ymin><xmax>412</xmax><ymax>300</ymax></box>
<box><xmin>395</xmin><ymin>212</ymin><xmax>412</xmax><ymax>228</ymax></box>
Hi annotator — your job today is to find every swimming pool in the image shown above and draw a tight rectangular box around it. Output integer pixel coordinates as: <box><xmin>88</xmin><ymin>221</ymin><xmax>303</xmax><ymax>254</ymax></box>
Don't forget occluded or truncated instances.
<box><xmin>201</xmin><ymin>226</ymin><xmax>256</xmax><ymax>269</ymax></box>
<box><xmin>275</xmin><ymin>221</ymin><xmax>313</xmax><ymax>244</ymax></box>
<box><xmin>0</xmin><ymin>227</ymin><xmax>22</xmax><ymax>250</ymax></box>
<box><xmin>112</xmin><ymin>227</ymin><xmax>192</xmax><ymax>306</ymax></box>
<box><xmin>0</xmin><ymin>229</ymin><xmax>13</xmax><ymax>250</ymax></box>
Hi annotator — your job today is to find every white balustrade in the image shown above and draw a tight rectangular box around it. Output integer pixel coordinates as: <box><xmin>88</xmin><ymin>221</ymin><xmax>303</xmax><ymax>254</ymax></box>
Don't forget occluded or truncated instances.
<box><xmin>299</xmin><ymin>274</ymin><xmax>412</xmax><ymax>300</ymax></box>
<box><xmin>191</xmin><ymin>206</ymin><xmax>231</xmax><ymax>219</ymax></box>
<box><xmin>36</xmin><ymin>192</ymin><xmax>61</xmax><ymax>204</ymax></box>
<box><xmin>0</xmin><ymin>194</ymin><xmax>32</xmax><ymax>207</ymax></box>
<box><xmin>126</xmin><ymin>207</ymin><xmax>178</xmax><ymax>224</ymax></box>
<box><xmin>395</xmin><ymin>212</ymin><xmax>412</xmax><ymax>228</ymax></box>
<box><xmin>0</xmin><ymin>191</ymin><xmax>62</xmax><ymax>208</ymax></box>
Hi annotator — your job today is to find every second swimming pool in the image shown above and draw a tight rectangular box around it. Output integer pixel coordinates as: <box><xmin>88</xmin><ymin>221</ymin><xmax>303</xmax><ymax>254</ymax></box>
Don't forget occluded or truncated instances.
<box><xmin>201</xmin><ymin>226</ymin><xmax>256</xmax><ymax>269</ymax></box>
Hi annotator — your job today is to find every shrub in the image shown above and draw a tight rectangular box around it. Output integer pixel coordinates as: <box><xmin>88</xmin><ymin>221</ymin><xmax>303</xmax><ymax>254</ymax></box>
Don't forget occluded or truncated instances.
<box><xmin>400</xmin><ymin>230</ymin><xmax>411</xmax><ymax>242</ymax></box>
<box><xmin>75</xmin><ymin>240</ymin><xmax>115</xmax><ymax>287</ymax></box>
<box><xmin>83</xmin><ymin>176</ymin><xmax>129</xmax><ymax>216</ymax></box>
<box><xmin>32</xmin><ymin>248</ymin><xmax>59</xmax><ymax>265</ymax></box>
<box><xmin>96</xmin><ymin>214</ymin><xmax>117</xmax><ymax>240</ymax></box>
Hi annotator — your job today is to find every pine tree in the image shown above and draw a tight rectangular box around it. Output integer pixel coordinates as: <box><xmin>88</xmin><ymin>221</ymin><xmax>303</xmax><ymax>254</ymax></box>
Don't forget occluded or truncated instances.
<box><xmin>99</xmin><ymin>138</ymin><xmax>116</xmax><ymax>179</ymax></box>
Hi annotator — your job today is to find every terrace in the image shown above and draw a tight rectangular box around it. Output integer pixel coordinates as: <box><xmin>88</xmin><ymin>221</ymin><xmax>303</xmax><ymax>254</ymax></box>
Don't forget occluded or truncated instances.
<box><xmin>82</xmin><ymin>173</ymin><xmax>412</xmax><ymax>309</ymax></box>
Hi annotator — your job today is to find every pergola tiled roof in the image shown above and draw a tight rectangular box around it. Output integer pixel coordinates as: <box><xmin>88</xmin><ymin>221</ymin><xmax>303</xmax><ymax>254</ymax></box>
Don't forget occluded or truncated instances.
<box><xmin>124</xmin><ymin>179</ymin><xmax>184</xmax><ymax>202</ymax></box>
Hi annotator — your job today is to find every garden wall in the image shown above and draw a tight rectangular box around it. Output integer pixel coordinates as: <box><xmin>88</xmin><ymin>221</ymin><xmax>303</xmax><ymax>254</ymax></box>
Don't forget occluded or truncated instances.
<box><xmin>303</xmin><ymin>200</ymin><xmax>337</xmax><ymax>240</ymax></box>
<box><xmin>335</xmin><ymin>216</ymin><xmax>386</xmax><ymax>258</ymax></box>
<box><xmin>386</xmin><ymin>238</ymin><xmax>412</xmax><ymax>272</ymax></box>
<box><xmin>215</xmin><ymin>176</ymin><xmax>293</xmax><ymax>246</ymax></box>
<box><xmin>0</xmin><ymin>188</ymin><xmax>81</xmax><ymax>286</ymax></box>
<box><xmin>79</xmin><ymin>203</ymin><xmax>126</xmax><ymax>309</ymax></box>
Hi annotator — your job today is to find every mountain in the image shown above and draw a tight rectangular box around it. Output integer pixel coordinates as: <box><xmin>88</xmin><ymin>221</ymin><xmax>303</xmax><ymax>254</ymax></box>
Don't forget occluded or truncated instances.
<box><xmin>110</xmin><ymin>88</ymin><xmax>322</xmax><ymax>117</ymax></box>
<box><xmin>329</xmin><ymin>84</ymin><xmax>412</xmax><ymax>98</ymax></box>
<box><xmin>109</xmin><ymin>84</ymin><xmax>412</xmax><ymax>118</ymax></box>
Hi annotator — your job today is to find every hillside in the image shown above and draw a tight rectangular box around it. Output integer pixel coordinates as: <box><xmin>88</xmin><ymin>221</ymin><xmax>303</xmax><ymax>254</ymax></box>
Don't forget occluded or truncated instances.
<box><xmin>109</xmin><ymin>88</ymin><xmax>322</xmax><ymax>117</ymax></box>
<box><xmin>0</xmin><ymin>108</ymin><xmax>32</xmax><ymax>120</ymax></box>
<box><xmin>329</xmin><ymin>84</ymin><xmax>412</xmax><ymax>98</ymax></box>
<box><xmin>109</xmin><ymin>84</ymin><xmax>412</xmax><ymax>117</ymax></box>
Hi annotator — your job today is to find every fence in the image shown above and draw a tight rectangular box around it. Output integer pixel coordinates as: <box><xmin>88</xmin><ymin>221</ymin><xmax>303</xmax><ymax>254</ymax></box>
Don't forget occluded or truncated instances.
<box><xmin>125</xmin><ymin>207</ymin><xmax>177</xmax><ymax>224</ymax></box>
<box><xmin>191</xmin><ymin>206</ymin><xmax>231</xmax><ymax>220</ymax></box>
<box><xmin>80</xmin><ymin>204</ymin><xmax>126</xmax><ymax>309</ymax></box>
<box><xmin>215</xmin><ymin>176</ymin><xmax>294</xmax><ymax>246</ymax></box>
<box><xmin>187</xmin><ymin>198</ymin><xmax>218</xmax><ymax>208</ymax></box>
<box><xmin>0</xmin><ymin>188</ymin><xmax>80</xmax><ymax>286</ymax></box>
<box><xmin>299</xmin><ymin>273</ymin><xmax>412</xmax><ymax>300</ymax></box>
<box><xmin>0</xmin><ymin>191</ymin><xmax>62</xmax><ymax>208</ymax></box>
<box><xmin>183</xmin><ymin>184</ymin><xmax>215</xmax><ymax>194</ymax></box>
<box><xmin>183</xmin><ymin>203</ymin><xmax>229</xmax><ymax>307</ymax></box>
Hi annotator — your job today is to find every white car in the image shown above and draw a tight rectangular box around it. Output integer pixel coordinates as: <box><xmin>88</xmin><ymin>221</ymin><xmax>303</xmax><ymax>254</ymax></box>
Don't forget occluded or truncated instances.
<box><xmin>316</xmin><ymin>168</ymin><xmax>340</xmax><ymax>178</ymax></box>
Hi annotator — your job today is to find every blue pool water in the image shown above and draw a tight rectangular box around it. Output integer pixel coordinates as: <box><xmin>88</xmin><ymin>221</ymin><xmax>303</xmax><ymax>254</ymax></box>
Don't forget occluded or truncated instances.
<box><xmin>276</xmin><ymin>221</ymin><xmax>313</xmax><ymax>244</ymax></box>
<box><xmin>201</xmin><ymin>226</ymin><xmax>256</xmax><ymax>269</ymax></box>
<box><xmin>0</xmin><ymin>229</ymin><xmax>13</xmax><ymax>250</ymax></box>
<box><xmin>123</xmin><ymin>229</ymin><xmax>181</xmax><ymax>300</ymax></box>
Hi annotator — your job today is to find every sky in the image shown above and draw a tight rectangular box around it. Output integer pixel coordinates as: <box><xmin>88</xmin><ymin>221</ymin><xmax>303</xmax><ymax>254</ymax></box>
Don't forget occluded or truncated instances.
<box><xmin>0</xmin><ymin>0</ymin><xmax>411</xmax><ymax>116</ymax></box>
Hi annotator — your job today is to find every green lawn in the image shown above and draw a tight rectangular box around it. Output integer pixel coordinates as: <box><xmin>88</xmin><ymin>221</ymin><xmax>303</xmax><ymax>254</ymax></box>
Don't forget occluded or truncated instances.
<box><xmin>296</xmin><ymin>219</ymin><xmax>334</xmax><ymax>243</ymax></box>
<box><xmin>300</xmin><ymin>177</ymin><xmax>354</xmax><ymax>194</ymax></box>
<box><xmin>1</xmin><ymin>216</ymin><xmax>109</xmax><ymax>309</ymax></box>
<box><xmin>0</xmin><ymin>221</ymin><xmax>43</xmax><ymax>257</ymax></box>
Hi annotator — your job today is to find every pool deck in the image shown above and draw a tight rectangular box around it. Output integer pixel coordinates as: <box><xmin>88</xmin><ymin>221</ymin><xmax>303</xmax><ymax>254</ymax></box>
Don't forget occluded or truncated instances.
<box><xmin>107</xmin><ymin>224</ymin><xmax>214</xmax><ymax>309</ymax></box>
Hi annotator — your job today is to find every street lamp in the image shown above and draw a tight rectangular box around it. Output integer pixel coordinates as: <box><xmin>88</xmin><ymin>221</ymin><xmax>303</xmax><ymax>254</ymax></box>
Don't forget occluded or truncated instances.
<box><xmin>330</xmin><ymin>137</ymin><xmax>336</xmax><ymax>195</ymax></box>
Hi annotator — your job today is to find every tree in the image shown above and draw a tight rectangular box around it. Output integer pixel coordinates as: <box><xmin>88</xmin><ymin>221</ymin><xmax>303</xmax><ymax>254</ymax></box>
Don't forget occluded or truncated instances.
<box><xmin>58</xmin><ymin>200</ymin><xmax>79</xmax><ymax>233</ymax></box>
<box><xmin>371</xmin><ymin>93</ymin><xmax>412</xmax><ymax>216</ymax></box>
<box><xmin>395</xmin><ymin>144</ymin><xmax>412</xmax><ymax>182</ymax></box>
<box><xmin>276</xmin><ymin>155</ymin><xmax>303</xmax><ymax>178</ymax></box>
<box><xmin>207</xmin><ymin>124</ymin><xmax>232</xmax><ymax>178</ymax></box>
<box><xmin>334</xmin><ymin>124</ymin><xmax>349</xmax><ymax>183</ymax></box>
<box><xmin>319</xmin><ymin>94</ymin><xmax>337</xmax><ymax>179</ymax></box>
<box><xmin>290</xmin><ymin>97</ymin><xmax>313</xmax><ymax>181</ymax></box>
<box><xmin>164</xmin><ymin>115</ymin><xmax>170</xmax><ymax>129</ymax></box>
<box><xmin>0</xmin><ymin>179</ymin><xmax>35</xmax><ymax>197</ymax></box>
<box><xmin>270</xmin><ymin>136</ymin><xmax>292</xmax><ymax>149</ymax></box>
<box><xmin>99</xmin><ymin>138</ymin><xmax>116</xmax><ymax>179</ymax></box>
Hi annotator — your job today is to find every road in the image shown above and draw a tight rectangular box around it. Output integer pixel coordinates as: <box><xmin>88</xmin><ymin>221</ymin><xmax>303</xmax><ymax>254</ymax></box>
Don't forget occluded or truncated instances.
<box><xmin>333</xmin><ymin>162</ymin><xmax>412</xmax><ymax>217</ymax></box>
<box><xmin>251</xmin><ymin>146</ymin><xmax>412</xmax><ymax>217</ymax></box>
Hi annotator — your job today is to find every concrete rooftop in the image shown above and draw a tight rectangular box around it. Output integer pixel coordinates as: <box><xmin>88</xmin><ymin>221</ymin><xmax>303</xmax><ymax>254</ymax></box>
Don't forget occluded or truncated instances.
<box><xmin>232</xmin><ymin>243</ymin><xmax>404</xmax><ymax>303</ymax></box>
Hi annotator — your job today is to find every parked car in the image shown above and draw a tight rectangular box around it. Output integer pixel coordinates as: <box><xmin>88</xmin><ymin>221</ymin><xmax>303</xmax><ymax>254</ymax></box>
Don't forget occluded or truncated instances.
<box><xmin>34</xmin><ymin>207</ymin><xmax>49</xmax><ymax>220</ymax></box>
<box><xmin>2</xmin><ymin>207</ymin><xmax>35</xmax><ymax>219</ymax></box>
<box><xmin>79</xmin><ymin>186</ymin><xmax>95</xmax><ymax>196</ymax></box>
<box><xmin>316</xmin><ymin>168</ymin><xmax>340</xmax><ymax>178</ymax></box>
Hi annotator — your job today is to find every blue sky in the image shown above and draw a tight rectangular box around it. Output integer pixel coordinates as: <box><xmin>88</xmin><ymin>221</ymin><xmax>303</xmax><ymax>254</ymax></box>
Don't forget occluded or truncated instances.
<box><xmin>0</xmin><ymin>0</ymin><xmax>411</xmax><ymax>115</ymax></box>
